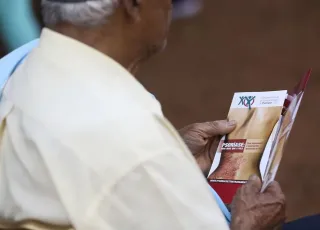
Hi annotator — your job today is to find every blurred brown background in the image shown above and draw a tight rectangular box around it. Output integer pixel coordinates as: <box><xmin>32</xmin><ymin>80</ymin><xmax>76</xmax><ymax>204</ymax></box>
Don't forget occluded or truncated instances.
<box><xmin>139</xmin><ymin>0</ymin><xmax>320</xmax><ymax>221</ymax></box>
<box><xmin>1</xmin><ymin>0</ymin><xmax>319</xmax><ymax>222</ymax></box>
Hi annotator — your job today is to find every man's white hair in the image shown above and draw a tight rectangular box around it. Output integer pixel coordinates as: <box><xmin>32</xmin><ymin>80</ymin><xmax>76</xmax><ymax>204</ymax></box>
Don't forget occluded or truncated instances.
<box><xmin>42</xmin><ymin>0</ymin><xmax>119</xmax><ymax>26</ymax></box>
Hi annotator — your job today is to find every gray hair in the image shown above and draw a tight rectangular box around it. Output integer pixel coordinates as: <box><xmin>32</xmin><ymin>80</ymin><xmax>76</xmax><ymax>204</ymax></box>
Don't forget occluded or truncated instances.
<box><xmin>42</xmin><ymin>0</ymin><xmax>119</xmax><ymax>26</ymax></box>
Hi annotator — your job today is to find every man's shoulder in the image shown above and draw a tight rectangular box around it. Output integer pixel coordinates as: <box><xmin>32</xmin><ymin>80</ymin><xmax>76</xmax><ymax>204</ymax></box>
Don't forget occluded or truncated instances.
<box><xmin>14</xmin><ymin>87</ymin><xmax>161</xmax><ymax>142</ymax></box>
<box><xmin>4</xmin><ymin>43</ymin><xmax>163</xmax><ymax>127</ymax></box>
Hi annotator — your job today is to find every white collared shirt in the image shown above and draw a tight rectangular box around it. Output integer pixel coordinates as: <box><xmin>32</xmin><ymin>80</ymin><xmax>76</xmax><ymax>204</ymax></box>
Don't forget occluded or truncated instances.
<box><xmin>0</xmin><ymin>28</ymin><xmax>229</xmax><ymax>230</ymax></box>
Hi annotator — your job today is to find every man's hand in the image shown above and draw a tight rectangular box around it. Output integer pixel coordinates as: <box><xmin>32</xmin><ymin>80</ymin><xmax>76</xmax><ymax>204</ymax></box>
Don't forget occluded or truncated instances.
<box><xmin>178</xmin><ymin>120</ymin><xmax>236</xmax><ymax>175</ymax></box>
<box><xmin>231</xmin><ymin>175</ymin><xmax>286</xmax><ymax>230</ymax></box>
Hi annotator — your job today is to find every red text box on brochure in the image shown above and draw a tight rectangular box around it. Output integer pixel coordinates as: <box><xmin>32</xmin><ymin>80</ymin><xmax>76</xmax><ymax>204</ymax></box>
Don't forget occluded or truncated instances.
<box><xmin>221</xmin><ymin>139</ymin><xmax>247</xmax><ymax>153</ymax></box>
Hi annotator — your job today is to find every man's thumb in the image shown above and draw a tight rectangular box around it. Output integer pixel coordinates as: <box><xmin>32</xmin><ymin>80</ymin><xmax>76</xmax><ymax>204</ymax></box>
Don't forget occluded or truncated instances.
<box><xmin>201</xmin><ymin>120</ymin><xmax>236</xmax><ymax>137</ymax></box>
<box><xmin>246</xmin><ymin>174</ymin><xmax>262</xmax><ymax>193</ymax></box>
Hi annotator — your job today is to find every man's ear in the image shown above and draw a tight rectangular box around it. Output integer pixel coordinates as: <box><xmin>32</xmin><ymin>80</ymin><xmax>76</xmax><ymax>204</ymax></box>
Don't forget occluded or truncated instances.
<box><xmin>122</xmin><ymin>0</ymin><xmax>142</xmax><ymax>22</ymax></box>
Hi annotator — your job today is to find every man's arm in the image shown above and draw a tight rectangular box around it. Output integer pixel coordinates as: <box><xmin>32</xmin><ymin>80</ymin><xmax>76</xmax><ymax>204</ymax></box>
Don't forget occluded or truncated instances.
<box><xmin>35</xmin><ymin>111</ymin><xmax>229</xmax><ymax>229</ymax></box>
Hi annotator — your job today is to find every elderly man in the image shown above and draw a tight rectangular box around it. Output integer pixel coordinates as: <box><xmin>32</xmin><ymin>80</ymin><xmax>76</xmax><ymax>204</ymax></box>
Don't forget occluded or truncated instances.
<box><xmin>0</xmin><ymin>0</ymin><xmax>285</xmax><ymax>229</ymax></box>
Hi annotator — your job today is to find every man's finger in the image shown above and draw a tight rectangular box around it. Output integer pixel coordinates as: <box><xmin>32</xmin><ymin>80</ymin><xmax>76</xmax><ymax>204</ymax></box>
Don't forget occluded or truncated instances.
<box><xmin>245</xmin><ymin>175</ymin><xmax>262</xmax><ymax>193</ymax></box>
<box><xmin>198</xmin><ymin>120</ymin><xmax>236</xmax><ymax>137</ymax></box>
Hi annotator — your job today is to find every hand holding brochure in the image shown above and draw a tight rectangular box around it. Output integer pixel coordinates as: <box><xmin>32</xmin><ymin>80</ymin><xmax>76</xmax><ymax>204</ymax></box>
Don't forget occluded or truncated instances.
<box><xmin>208</xmin><ymin>70</ymin><xmax>311</xmax><ymax>204</ymax></box>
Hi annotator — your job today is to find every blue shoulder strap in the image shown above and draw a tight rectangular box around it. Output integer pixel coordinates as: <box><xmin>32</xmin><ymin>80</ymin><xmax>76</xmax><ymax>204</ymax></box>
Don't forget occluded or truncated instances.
<box><xmin>208</xmin><ymin>185</ymin><xmax>231</xmax><ymax>224</ymax></box>
<box><xmin>0</xmin><ymin>39</ymin><xmax>39</xmax><ymax>97</ymax></box>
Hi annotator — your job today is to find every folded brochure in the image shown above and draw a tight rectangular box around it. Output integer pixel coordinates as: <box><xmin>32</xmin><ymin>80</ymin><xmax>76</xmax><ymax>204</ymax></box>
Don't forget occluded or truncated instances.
<box><xmin>208</xmin><ymin>69</ymin><xmax>311</xmax><ymax>204</ymax></box>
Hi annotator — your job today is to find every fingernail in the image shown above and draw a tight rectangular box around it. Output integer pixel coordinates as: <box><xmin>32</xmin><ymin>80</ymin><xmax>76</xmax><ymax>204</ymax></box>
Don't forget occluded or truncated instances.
<box><xmin>228</xmin><ymin>120</ymin><xmax>236</xmax><ymax>126</ymax></box>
